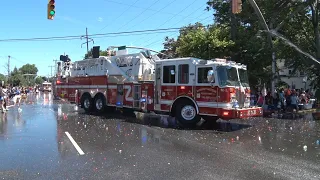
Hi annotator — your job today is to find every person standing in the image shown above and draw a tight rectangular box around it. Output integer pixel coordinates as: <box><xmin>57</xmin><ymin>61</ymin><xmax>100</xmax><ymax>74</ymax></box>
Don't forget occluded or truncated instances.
<box><xmin>0</xmin><ymin>85</ymin><xmax>3</xmax><ymax>112</ymax></box>
<box><xmin>2</xmin><ymin>85</ymin><xmax>8</xmax><ymax>111</ymax></box>
<box><xmin>0</xmin><ymin>85</ymin><xmax>7</xmax><ymax>112</ymax></box>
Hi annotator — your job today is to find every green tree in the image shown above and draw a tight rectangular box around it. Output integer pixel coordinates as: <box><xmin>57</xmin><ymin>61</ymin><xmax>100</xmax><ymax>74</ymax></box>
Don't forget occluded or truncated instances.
<box><xmin>206</xmin><ymin>0</ymin><xmax>320</xmax><ymax>88</ymax></box>
<box><xmin>176</xmin><ymin>24</ymin><xmax>235</xmax><ymax>60</ymax></box>
<box><xmin>158</xmin><ymin>36</ymin><xmax>179</xmax><ymax>59</ymax></box>
<box><xmin>19</xmin><ymin>64</ymin><xmax>38</xmax><ymax>75</ymax></box>
<box><xmin>11</xmin><ymin>67</ymin><xmax>19</xmax><ymax>76</ymax></box>
<box><xmin>35</xmin><ymin>76</ymin><xmax>44</xmax><ymax>85</ymax></box>
<box><xmin>0</xmin><ymin>73</ymin><xmax>6</xmax><ymax>85</ymax></box>
<box><xmin>84</xmin><ymin>48</ymin><xmax>110</xmax><ymax>59</ymax></box>
<box><xmin>10</xmin><ymin>74</ymin><xmax>26</xmax><ymax>87</ymax></box>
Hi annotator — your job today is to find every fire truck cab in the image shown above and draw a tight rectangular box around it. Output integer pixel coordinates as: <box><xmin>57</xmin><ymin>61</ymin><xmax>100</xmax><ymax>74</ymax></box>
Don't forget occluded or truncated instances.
<box><xmin>55</xmin><ymin>47</ymin><xmax>262</xmax><ymax>127</ymax></box>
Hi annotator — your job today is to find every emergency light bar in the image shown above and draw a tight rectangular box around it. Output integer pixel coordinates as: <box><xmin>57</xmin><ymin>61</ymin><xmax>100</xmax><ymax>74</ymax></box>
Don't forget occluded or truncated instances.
<box><xmin>214</xmin><ymin>58</ymin><xmax>227</xmax><ymax>62</ymax></box>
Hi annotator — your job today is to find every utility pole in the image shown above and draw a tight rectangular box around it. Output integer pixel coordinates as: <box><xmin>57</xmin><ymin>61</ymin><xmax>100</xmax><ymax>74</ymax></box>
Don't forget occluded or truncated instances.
<box><xmin>86</xmin><ymin>28</ymin><xmax>89</xmax><ymax>52</ymax></box>
<box><xmin>5</xmin><ymin>55</ymin><xmax>11</xmax><ymax>85</ymax></box>
<box><xmin>53</xmin><ymin>59</ymin><xmax>58</xmax><ymax>77</ymax></box>
<box><xmin>48</xmin><ymin>65</ymin><xmax>54</xmax><ymax>77</ymax></box>
<box><xmin>81</xmin><ymin>27</ymin><xmax>94</xmax><ymax>56</ymax></box>
<box><xmin>7</xmin><ymin>56</ymin><xmax>10</xmax><ymax>78</ymax></box>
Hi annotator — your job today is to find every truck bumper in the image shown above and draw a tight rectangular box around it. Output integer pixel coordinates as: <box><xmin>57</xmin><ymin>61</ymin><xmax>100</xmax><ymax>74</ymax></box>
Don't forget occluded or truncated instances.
<box><xmin>220</xmin><ymin>107</ymin><xmax>263</xmax><ymax>120</ymax></box>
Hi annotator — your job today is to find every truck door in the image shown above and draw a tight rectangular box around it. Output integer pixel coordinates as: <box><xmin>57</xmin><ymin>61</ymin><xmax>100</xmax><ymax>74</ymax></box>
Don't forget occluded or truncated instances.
<box><xmin>160</xmin><ymin>62</ymin><xmax>177</xmax><ymax>111</ymax></box>
<box><xmin>154</xmin><ymin>63</ymin><xmax>161</xmax><ymax>111</ymax></box>
<box><xmin>177</xmin><ymin>63</ymin><xmax>194</xmax><ymax>97</ymax></box>
<box><xmin>195</xmin><ymin>66</ymin><xmax>218</xmax><ymax>115</ymax></box>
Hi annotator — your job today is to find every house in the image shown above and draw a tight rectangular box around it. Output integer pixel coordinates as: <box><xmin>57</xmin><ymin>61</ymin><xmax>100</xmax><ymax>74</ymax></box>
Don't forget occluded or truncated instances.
<box><xmin>277</xmin><ymin>60</ymin><xmax>312</xmax><ymax>91</ymax></box>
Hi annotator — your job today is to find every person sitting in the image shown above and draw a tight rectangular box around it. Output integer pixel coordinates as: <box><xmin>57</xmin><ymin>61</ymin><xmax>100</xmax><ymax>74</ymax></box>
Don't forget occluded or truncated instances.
<box><xmin>300</xmin><ymin>91</ymin><xmax>307</xmax><ymax>104</ymax></box>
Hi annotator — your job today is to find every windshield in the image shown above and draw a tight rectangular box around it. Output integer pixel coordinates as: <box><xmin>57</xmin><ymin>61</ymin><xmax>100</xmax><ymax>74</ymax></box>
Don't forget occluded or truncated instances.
<box><xmin>43</xmin><ymin>84</ymin><xmax>51</xmax><ymax>87</ymax></box>
<box><xmin>238</xmin><ymin>69</ymin><xmax>249</xmax><ymax>87</ymax></box>
<box><xmin>217</xmin><ymin>66</ymin><xmax>239</xmax><ymax>86</ymax></box>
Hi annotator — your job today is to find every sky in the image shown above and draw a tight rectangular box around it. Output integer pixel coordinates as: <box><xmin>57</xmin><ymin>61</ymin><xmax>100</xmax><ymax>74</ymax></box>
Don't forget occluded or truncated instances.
<box><xmin>0</xmin><ymin>0</ymin><xmax>213</xmax><ymax>76</ymax></box>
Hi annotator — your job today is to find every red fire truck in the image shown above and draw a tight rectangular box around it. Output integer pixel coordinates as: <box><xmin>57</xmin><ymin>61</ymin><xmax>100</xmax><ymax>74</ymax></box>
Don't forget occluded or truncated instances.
<box><xmin>54</xmin><ymin>46</ymin><xmax>262</xmax><ymax>127</ymax></box>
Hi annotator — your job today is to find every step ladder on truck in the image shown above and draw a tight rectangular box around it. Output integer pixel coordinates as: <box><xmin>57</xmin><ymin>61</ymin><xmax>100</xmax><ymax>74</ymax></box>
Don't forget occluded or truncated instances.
<box><xmin>54</xmin><ymin>45</ymin><xmax>263</xmax><ymax>127</ymax></box>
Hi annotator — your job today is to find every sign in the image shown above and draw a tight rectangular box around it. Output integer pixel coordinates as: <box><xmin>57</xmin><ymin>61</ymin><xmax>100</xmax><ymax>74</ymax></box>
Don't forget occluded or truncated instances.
<box><xmin>118</xmin><ymin>46</ymin><xmax>126</xmax><ymax>50</ymax></box>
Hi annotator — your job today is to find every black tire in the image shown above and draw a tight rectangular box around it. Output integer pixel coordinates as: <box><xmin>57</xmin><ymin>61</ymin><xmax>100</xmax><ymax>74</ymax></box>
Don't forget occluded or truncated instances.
<box><xmin>175</xmin><ymin>101</ymin><xmax>200</xmax><ymax>127</ymax></box>
<box><xmin>93</xmin><ymin>94</ymin><xmax>106</xmax><ymax>113</ymax></box>
<box><xmin>81</xmin><ymin>94</ymin><xmax>93</xmax><ymax>113</ymax></box>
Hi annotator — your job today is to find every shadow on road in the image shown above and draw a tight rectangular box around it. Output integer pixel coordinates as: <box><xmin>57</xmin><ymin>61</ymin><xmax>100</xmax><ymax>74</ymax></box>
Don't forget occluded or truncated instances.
<box><xmin>82</xmin><ymin>110</ymin><xmax>252</xmax><ymax>132</ymax></box>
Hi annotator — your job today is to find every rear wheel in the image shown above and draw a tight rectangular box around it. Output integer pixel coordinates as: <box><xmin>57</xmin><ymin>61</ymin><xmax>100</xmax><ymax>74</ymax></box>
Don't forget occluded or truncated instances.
<box><xmin>93</xmin><ymin>95</ymin><xmax>106</xmax><ymax>113</ymax></box>
<box><xmin>81</xmin><ymin>94</ymin><xmax>93</xmax><ymax>113</ymax></box>
<box><xmin>175</xmin><ymin>101</ymin><xmax>200</xmax><ymax>127</ymax></box>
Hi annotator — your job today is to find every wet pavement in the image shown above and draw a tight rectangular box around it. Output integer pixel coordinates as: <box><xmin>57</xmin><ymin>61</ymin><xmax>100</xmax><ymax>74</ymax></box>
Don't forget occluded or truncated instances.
<box><xmin>0</xmin><ymin>93</ymin><xmax>320</xmax><ymax>180</ymax></box>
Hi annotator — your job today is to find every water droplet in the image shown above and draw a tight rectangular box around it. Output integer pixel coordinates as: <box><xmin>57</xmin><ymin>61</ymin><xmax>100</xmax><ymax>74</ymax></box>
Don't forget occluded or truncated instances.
<box><xmin>303</xmin><ymin>145</ymin><xmax>307</xmax><ymax>151</ymax></box>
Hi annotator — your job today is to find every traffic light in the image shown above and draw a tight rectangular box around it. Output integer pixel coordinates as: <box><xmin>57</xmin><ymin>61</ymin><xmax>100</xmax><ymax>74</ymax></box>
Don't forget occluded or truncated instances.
<box><xmin>232</xmin><ymin>0</ymin><xmax>242</xmax><ymax>14</ymax></box>
<box><xmin>47</xmin><ymin>0</ymin><xmax>55</xmax><ymax>20</ymax></box>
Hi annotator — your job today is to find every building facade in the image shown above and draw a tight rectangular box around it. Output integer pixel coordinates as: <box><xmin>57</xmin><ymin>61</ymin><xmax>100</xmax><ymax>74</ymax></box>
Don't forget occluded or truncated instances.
<box><xmin>277</xmin><ymin>60</ymin><xmax>313</xmax><ymax>91</ymax></box>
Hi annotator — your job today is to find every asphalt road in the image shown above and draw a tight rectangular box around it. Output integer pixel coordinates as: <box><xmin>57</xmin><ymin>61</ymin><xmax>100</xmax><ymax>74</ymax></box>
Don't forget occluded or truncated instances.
<box><xmin>0</xmin><ymin>92</ymin><xmax>319</xmax><ymax>180</ymax></box>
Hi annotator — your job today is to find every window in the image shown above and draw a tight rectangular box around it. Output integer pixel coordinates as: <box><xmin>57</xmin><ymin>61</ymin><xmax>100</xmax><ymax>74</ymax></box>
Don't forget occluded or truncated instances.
<box><xmin>178</xmin><ymin>64</ymin><xmax>189</xmax><ymax>84</ymax></box>
<box><xmin>163</xmin><ymin>65</ymin><xmax>175</xmax><ymax>83</ymax></box>
<box><xmin>198</xmin><ymin>67</ymin><xmax>213</xmax><ymax>83</ymax></box>
<box><xmin>238</xmin><ymin>69</ymin><xmax>249</xmax><ymax>87</ymax></box>
<box><xmin>217</xmin><ymin>66</ymin><xmax>239</xmax><ymax>86</ymax></box>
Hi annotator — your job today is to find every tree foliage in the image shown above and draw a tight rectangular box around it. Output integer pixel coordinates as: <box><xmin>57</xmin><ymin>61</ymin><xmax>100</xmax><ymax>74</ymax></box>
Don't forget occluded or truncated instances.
<box><xmin>19</xmin><ymin>64</ymin><xmax>38</xmax><ymax>75</ymax></box>
<box><xmin>158</xmin><ymin>0</ymin><xmax>320</xmax><ymax>89</ymax></box>
<box><xmin>84</xmin><ymin>48</ymin><xmax>110</xmax><ymax>59</ymax></box>
<box><xmin>7</xmin><ymin>64</ymin><xmax>42</xmax><ymax>87</ymax></box>
<box><xmin>0</xmin><ymin>73</ymin><xmax>6</xmax><ymax>85</ymax></box>
<box><xmin>35</xmin><ymin>76</ymin><xmax>44</xmax><ymax>85</ymax></box>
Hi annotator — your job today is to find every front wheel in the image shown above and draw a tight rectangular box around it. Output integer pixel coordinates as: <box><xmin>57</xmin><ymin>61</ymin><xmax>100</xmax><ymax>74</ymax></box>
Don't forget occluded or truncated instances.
<box><xmin>175</xmin><ymin>102</ymin><xmax>200</xmax><ymax>127</ymax></box>
<box><xmin>82</xmin><ymin>95</ymin><xmax>93</xmax><ymax>113</ymax></box>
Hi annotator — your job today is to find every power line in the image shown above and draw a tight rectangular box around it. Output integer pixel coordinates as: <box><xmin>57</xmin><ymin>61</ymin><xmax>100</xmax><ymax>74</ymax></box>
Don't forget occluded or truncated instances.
<box><xmin>145</xmin><ymin>16</ymin><xmax>215</xmax><ymax>47</ymax></box>
<box><xmin>81</xmin><ymin>27</ymin><xmax>94</xmax><ymax>52</ymax></box>
<box><xmin>99</xmin><ymin>0</ymin><xmax>141</xmax><ymax>32</ymax></box>
<box><xmin>140</xmin><ymin>9</ymin><xmax>211</xmax><ymax>47</ymax></box>
<box><xmin>132</xmin><ymin>0</ymin><xmax>202</xmax><ymax>45</ymax></box>
<box><xmin>116</xmin><ymin>0</ymin><xmax>162</xmax><ymax>32</ymax></box>
<box><xmin>102</xmin><ymin>0</ymin><xmax>201</xmax><ymax>20</ymax></box>
<box><xmin>10</xmin><ymin>56</ymin><xmax>28</xmax><ymax>65</ymax></box>
<box><xmin>0</xmin><ymin>27</ymin><xmax>183</xmax><ymax>42</ymax></box>
<box><xmin>122</xmin><ymin>0</ymin><xmax>176</xmax><ymax>31</ymax></box>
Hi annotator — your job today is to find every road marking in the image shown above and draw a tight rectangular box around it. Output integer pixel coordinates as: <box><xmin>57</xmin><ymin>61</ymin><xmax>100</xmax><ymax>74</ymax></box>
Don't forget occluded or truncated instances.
<box><xmin>49</xmin><ymin>109</ymin><xmax>54</xmax><ymax>112</ymax></box>
<box><xmin>65</xmin><ymin>132</ymin><xmax>85</xmax><ymax>155</ymax></box>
